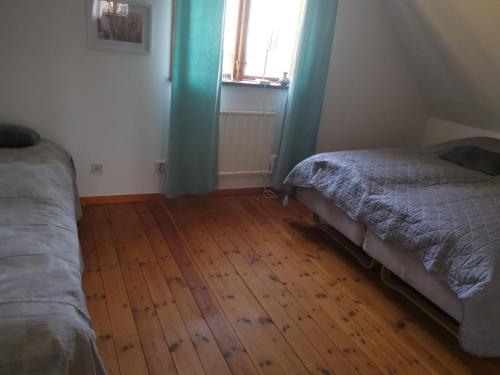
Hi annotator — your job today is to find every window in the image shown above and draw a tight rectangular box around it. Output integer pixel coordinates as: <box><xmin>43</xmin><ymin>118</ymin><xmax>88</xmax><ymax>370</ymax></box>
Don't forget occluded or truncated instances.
<box><xmin>223</xmin><ymin>0</ymin><xmax>305</xmax><ymax>82</ymax></box>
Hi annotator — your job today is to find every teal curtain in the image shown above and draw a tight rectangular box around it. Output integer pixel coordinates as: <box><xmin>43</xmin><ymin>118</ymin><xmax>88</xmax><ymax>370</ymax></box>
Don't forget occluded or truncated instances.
<box><xmin>273</xmin><ymin>0</ymin><xmax>339</xmax><ymax>187</ymax></box>
<box><xmin>165</xmin><ymin>0</ymin><xmax>226</xmax><ymax>198</ymax></box>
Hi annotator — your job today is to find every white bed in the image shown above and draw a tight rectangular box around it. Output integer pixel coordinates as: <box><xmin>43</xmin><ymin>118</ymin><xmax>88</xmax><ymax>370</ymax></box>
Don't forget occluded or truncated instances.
<box><xmin>297</xmin><ymin>187</ymin><xmax>463</xmax><ymax>322</ymax></box>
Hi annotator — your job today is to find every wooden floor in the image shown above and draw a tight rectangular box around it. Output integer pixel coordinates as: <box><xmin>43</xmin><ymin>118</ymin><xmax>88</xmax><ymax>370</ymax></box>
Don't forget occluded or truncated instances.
<box><xmin>79</xmin><ymin>195</ymin><xmax>500</xmax><ymax>375</ymax></box>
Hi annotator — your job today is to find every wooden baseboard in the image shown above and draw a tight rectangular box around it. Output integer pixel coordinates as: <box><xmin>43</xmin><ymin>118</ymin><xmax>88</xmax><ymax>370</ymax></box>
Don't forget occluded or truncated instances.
<box><xmin>81</xmin><ymin>193</ymin><xmax>165</xmax><ymax>206</ymax></box>
<box><xmin>176</xmin><ymin>187</ymin><xmax>268</xmax><ymax>199</ymax></box>
<box><xmin>80</xmin><ymin>187</ymin><xmax>272</xmax><ymax>206</ymax></box>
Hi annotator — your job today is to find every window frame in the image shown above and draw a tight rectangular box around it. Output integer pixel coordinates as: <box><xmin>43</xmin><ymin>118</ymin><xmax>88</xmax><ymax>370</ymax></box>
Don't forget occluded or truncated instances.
<box><xmin>231</xmin><ymin>0</ymin><xmax>281</xmax><ymax>82</ymax></box>
<box><xmin>170</xmin><ymin>0</ymin><xmax>297</xmax><ymax>83</ymax></box>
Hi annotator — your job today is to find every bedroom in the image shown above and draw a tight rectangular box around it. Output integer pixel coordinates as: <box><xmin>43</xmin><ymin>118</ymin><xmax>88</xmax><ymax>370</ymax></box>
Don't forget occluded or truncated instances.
<box><xmin>0</xmin><ymin>0</ymin><xmax>499</xmax><ymax>374</ymax></box>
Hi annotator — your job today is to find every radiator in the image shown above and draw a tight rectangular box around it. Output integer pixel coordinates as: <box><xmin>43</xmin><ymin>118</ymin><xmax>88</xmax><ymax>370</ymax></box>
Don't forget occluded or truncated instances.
<box><xmin>219</xmin><ymin>110</ymin><xmax>277</xmax><ymax>176</ymax></box>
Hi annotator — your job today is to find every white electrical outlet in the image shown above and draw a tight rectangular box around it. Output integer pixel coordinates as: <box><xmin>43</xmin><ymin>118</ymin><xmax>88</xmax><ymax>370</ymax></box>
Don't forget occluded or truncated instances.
<box><xmin>156</xmin><ymin>160</ymin><xmax>166</xmax><ymax>174</ymax></box>
<box><xmin>90</xmin><ymin>163</ymin><xmax>103</xmax><ymax>175</ymax></box>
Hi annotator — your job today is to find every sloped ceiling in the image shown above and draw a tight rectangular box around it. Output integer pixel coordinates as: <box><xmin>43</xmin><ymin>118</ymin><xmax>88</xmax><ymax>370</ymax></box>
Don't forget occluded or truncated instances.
<box><xmin>384</xmin><ymin>0</ymin><xmax>500</xmax><ymax>130</ymax></box>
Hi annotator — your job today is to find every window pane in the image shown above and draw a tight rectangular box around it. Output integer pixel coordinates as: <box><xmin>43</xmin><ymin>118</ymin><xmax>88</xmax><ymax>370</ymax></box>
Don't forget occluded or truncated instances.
<box><xmin>222</xmin><ymin>0</ymin><xmax>240</xmax><ymax>79</ymax></box>
<box><xmin>244</xmin><ymin>0</ymin><xmax>304</xmax><ymax>79</ymax></box>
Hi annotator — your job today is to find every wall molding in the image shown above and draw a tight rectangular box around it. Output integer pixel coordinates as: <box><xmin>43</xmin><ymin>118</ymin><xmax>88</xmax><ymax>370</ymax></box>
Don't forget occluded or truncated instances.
<box><xmin>80</xmin><ymin>188</ymin><xmax>270</xmax><ymax>206</ymax></box>
<box><xmin>81</xmin><ymin>193</ymin><xmax>165</xmax><ymax>206</ymax></box>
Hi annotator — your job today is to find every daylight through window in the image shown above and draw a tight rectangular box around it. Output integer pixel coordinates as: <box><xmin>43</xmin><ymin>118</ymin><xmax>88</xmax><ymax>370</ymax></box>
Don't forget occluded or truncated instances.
<box><xmin>223</xmin><ymin>0</ymin><xmax>305</xmax><ymax>82</ymax></box>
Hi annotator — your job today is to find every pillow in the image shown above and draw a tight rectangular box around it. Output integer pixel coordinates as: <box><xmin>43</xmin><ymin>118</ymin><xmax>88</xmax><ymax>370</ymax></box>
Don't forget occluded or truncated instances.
<box><xmin>0</xmin><ymin>124</ymin><xmax>40</xmax><ymax>148</ymax></box>
<box><xmin>439</xmin><ymin>146</ymin><xmax>500</xmax><ymax>176</ymax></box>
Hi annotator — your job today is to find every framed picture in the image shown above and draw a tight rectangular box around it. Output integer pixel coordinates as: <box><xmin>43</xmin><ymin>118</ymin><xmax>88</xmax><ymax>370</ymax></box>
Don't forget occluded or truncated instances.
<box><xmin>87</xmin><ymin>0</ymin><xmax>152</xmax><ymax>54</ymax></box>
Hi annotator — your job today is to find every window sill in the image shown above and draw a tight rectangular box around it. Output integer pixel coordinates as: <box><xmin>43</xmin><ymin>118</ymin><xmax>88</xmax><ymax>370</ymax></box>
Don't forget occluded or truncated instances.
<box><xmin>222</xmin><ymin>80</ymin><xmax>289</xmax><ymax>90</ymax></box>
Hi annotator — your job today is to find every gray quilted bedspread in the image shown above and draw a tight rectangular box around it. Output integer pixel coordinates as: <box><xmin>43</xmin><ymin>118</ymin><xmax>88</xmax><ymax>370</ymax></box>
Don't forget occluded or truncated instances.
<box><xmin>285</xmin><ymin>137</ymin><xmax>500</xmax><ymax>357</ymax></box>
<box><xmin>0</xmin><ymin>141</ymin><xmax>105</xmax><ymax>374</ymax></box>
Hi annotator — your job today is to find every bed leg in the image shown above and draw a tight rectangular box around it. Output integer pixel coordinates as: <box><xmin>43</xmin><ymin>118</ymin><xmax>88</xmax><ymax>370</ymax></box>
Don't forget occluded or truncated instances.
<box><xmin>313</xmin><ymin>214</ymin><xmax>377</xmax><ymax>270</ymax></box>
<box><xmin>348</xmin><ymin>248</ymin><xmax>377</xmax><ymax>270</ymax></box>
<box><xmin>380</xmin><ymin>267</ymin><xmax>459</xmax><ymax>337</ymax></box>
<box><xmin>313</xmin><ymin>213</ymin><xmax>320</xmax><ymax>224</ymax></box>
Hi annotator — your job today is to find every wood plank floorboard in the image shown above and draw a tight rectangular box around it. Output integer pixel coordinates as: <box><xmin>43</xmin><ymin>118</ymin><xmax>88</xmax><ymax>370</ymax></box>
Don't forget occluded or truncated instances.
<box><xmin>80</xmin><ymin>195</ymin><xmax>500</xmax><ymax>375</ymax></box>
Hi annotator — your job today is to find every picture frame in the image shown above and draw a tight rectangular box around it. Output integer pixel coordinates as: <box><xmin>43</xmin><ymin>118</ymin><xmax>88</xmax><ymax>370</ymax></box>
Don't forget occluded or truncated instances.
<box><xmin>86</xmin><ymin>0</ymin><xmax>152</xmax><ymax>54</ymax></box>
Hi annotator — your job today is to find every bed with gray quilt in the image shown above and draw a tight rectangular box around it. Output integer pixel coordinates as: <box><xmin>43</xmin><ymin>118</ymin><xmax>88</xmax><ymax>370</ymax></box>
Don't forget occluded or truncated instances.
<box><xmin>0</xmin><ymin>141</ymin><xmax>105</xmax><ymax>374</ymax></box>
<box><xmin>285</xmin><ymin>137</ymin><xmax>500</xmax><ymax>357</ymax></box>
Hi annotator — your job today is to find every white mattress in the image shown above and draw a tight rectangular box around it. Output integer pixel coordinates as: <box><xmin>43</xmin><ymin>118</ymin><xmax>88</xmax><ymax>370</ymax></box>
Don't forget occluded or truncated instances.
<box><xmin>296</xmin><ymin>187</ymin><xmax>463</xmax><ymax>321</ymax></box>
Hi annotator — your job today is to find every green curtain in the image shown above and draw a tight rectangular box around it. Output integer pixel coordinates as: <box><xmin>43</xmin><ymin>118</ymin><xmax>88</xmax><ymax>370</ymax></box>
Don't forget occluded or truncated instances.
<box><xmin>273</xmin><ymin>0</ymin><xmax>339</xmax><ymax>187</ymax></box>
<box><xmin>165</xmin><ymin>0</ymin><xmax>225</xmax><ymax>198</ymax></box>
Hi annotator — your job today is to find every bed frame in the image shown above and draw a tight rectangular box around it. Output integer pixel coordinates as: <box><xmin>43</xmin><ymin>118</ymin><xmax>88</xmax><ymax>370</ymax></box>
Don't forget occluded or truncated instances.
<box><xmin>311</xmin><ymin>201</ymin><xmax>459</xmax><ymax>337</ymax></box>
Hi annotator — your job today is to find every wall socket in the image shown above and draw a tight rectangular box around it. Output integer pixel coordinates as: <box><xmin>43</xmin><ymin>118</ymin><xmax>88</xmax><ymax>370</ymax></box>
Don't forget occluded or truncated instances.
<box><xmin>156</xmin><ymin>160</ymin><xmax>166</xmax><ymax>174</ymax></box>
<box><xmin>90</xmin><ymin>163</ymin><xmax>103</xmax><ymax>175</ymax></box>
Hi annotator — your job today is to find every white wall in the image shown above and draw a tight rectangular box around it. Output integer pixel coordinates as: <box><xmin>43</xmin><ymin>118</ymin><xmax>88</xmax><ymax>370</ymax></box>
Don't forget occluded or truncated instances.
<box><xmin>422</xmin><ymin>118</ymin><xmax>500</xmax><ymax>146</ymax></box>
<box><xmin>0</xmin><ymin>0</ymin><xmax>288</xmax><ymax>196</ymax></box>
<box><xmin>0</xmin><ymin>0</ymin><xmax>429</xmax><ymax>196</ymax></box>
<box><xmin>0</xmin><ymin>0</ymin><xmax>172</xmax><ymax>197</ymax></box>
<box><xmin>316</xmin><ymin>0</ymin><xmax>427</xmax><ymax>152</ymax></box>
<box><xmin>386</xmin><ymin>0</ymin><xmax>500</xmax><ymax>132</ymax></box>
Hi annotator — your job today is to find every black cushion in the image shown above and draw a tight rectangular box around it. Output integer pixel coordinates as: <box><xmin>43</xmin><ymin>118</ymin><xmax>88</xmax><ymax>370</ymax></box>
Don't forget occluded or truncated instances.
<box><xmin>0</xmin><ymin>124</ymin><xmax>40</xmax><ymax>148</ymax></box>
<box><xmin>439</xmin><ymin>145</ymin><xmax>500</xmax><ymax>176</ymax></box>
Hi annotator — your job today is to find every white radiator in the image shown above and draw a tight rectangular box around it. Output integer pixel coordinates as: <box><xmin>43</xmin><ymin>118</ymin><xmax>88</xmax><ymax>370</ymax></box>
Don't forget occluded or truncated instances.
<box><xmin>219</xmin><ymin>110</ymin><xmax>277</xmax><ymax>177</ymax></box>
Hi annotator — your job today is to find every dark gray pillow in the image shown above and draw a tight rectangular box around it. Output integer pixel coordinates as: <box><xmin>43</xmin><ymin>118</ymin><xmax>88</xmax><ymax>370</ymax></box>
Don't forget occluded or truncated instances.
<box><xmin>0</xmin><ymin>125</ymin><xmax>40</xmax><ymax>148</ymax></box>
<box><xmin>439</xmin><ymin>146</ymin><xmax>500</xmax><ymax>176</ymax></box>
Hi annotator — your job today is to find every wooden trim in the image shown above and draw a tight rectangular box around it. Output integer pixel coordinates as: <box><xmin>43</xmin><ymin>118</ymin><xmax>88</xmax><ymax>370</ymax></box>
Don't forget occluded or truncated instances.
<box><xmin>81</xmin><ymin>188</ymin><xmax>269</xmax><ymax>206</ymax></box>
<box><xmin>81</xmin><ymin>194</ymin><xmax>165</xmax><ymax>206</ymax></box>
<box><xmin>232</xmin><ymin>1</ymin><xmax>297</xmax><ymax>81</ymax></box>
<box><xmin>172</xmin><ymin>187</ymin><xmax>267</xmax><ymax>200</ymax></box>
<box><xmin>234</xmin><ymin>0</ymin><xmax>250</xmax><ymax>81</ymax></box>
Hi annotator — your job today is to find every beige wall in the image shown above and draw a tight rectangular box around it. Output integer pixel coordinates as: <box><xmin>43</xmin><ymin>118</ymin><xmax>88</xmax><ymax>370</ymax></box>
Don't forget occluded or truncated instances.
<box><xmin>0</xmin><ymin>0</ymin><xmax>288</xmax><ymax>195</ymax></box>
<box><xmin>317</xmin><ymin>0</ymin><xmax>427</xmax><ymax>153</ymax></box>
<box><xmin>0</xmin><ymin>0</ymin><xmax>172</xmax><ymax>196</ymax></box>
<box><xmin>9</xmin><ymin>1</ymin><xmax>492</xmax><ymax>193</ymax></box>
<box><xmin>387</xmin><ymin>0</ymin><xmax>500</xmax><ymax>132</ymax></box>
<box><xmin>423</xmin><ymin>118</ymin><xmax>500</xmax><ymax>146</ymax></box>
